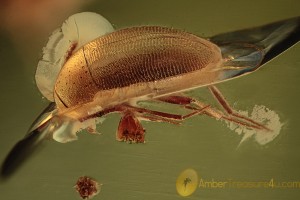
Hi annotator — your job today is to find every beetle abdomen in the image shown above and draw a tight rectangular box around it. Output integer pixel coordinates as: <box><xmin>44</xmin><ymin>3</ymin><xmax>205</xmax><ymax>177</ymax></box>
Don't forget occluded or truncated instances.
<box><xmin>55</xmin><ymin>26</ymin><xmax>222</xmax><ymax>108</ymax></box>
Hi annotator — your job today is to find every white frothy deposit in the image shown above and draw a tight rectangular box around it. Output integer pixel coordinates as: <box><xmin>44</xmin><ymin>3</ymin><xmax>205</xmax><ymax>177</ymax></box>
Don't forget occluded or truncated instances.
<box><xmin>226</xmin><ymin>105</ymin><xmax>283</xmax><ymax>145</ymax></box>
<box><xmin>36</xmin><ymin>12</ymin><xmax>114</xmax><ymax>101</ymax></box>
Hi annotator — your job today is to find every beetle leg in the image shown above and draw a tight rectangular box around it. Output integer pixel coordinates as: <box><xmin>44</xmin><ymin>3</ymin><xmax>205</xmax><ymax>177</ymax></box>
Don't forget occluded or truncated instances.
<box><xmin>81</xmin><ymin>106</ymin><xmax>124</xmax><ymax>121</ymax></box>
<box><xmin>80</xmin><ymin>105</ymin><xmax>145</xmax><ymax>143</ymax></box>
<box><xmin>86</xmin><ymin>124</ymin><xmax>98</xmax><ymax>134</ymax></box>
<box><xmin>158</xmin><ymin>95</ymin><xmax>223</xmax><ymax>119</ymax></box>
<box><xmin>158</xmin><ymin>95</ymin><xmax>195</xmax><ymax>106</ymax></box>
<box><xmin>137</xmin><ymin>114</ymin><xmax>182</xmax><ymax>125</ymax></box>
<box><xmin>124</xmin><ymin>104</ymin><xmax>209</xmax><ymax>122</ymax></box>
<box><xmin>83</xmin><ymin>101</ymin><xmax>208</xmax><ymax>123</ymax></box>
<box><xmin>158</xmin><ymin>95</ymin><xmax>270</xmax><ymax>131</ymax></box>
<box><xmin>208</xmin><ymin>85</ymin><xmax>271</xmax><ymax>131</ymax></box>
<box><xmin>116</xmin><ymin>105</ymin><xmax>209</xmax><ymax>143</ymax></box>
<box><xmin>83</xmin><ymin>104</ymin><xmax>207</xmax><ymax>143</ymax></box>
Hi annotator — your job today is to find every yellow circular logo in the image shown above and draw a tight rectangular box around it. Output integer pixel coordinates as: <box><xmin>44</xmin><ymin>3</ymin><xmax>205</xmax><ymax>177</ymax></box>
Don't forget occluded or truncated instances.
<box><xmin>176</xmin><ymin>168</ymin><xmax>199</xmax><ymax>197</ymax></box>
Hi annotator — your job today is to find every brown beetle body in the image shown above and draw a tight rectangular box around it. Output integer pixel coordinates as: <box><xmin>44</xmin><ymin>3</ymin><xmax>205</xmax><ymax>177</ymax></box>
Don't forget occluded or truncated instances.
<box><xmin>2</xmin><ymin>14</ymin><xmax>294</xmax><ymax>177</ymax></box>
<box><xmin>54</xmin><ymin>26</ymin><xmax>223</xmax><ymax>119</ymax></box>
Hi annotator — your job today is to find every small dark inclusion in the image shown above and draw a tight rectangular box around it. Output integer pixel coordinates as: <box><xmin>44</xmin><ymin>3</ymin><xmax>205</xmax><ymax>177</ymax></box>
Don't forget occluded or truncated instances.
<box><xmin>75</xmin><ymin>176</ymin><xmax>100</xmax><ymax>199</ymax></box>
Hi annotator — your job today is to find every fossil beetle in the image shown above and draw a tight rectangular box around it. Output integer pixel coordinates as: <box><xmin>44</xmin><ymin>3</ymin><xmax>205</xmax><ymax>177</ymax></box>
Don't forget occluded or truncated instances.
<box><xmin>1</xmin><ymin>12</ymin><xmax>299</xmax><ymax>178</ymax></box>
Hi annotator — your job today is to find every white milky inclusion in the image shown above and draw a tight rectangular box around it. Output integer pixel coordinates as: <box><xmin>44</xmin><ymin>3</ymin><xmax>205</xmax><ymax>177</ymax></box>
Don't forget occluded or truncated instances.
<box><xmin>35</xmin><ymin>12</ymin><xmax>114</xmax><ymax>101</ymax></box>
<box><xmin>226</xmin><ymin>105</ymin><xmax>283</xmax><ymax>145</ymax></box>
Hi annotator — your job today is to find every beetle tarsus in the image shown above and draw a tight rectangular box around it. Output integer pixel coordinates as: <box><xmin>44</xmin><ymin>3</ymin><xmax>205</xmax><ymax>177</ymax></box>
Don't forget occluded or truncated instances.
<box><xmin>208</xmin><ymin>85</ymin><xmax>271</xmax><ymax>131</ymax></box>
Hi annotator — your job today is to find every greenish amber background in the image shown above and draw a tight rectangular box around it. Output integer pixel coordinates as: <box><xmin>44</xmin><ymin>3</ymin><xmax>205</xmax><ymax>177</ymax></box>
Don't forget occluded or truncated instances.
<box><xmin>0</xmin><ymin>0</ymin><xmax>299</xmax><ymax>199</ymax></box>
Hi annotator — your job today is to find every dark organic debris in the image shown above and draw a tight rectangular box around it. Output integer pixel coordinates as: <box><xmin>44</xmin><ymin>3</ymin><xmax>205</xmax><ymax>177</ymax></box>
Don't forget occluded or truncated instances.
<box><xmin>75</xmin><ymin>176</ymin><xmax>101</xmax><ymax>199</ymax></box>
